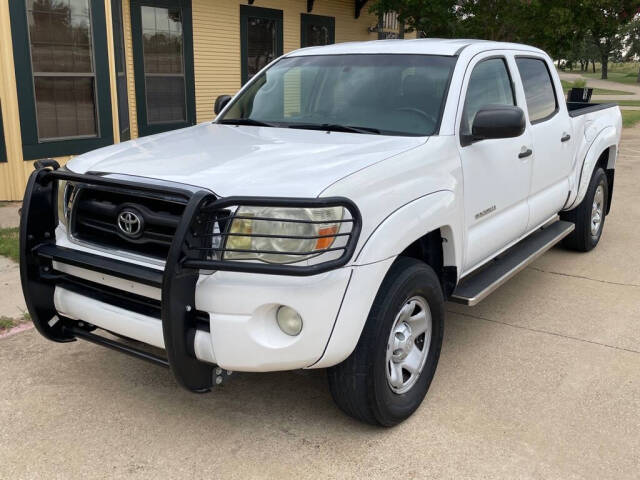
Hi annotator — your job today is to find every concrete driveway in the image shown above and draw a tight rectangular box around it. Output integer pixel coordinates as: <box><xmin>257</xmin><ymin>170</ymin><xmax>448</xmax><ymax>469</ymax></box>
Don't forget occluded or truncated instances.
<box><xmin>1</xmin><ymin>133</ymin><xmax>639</xmax><ymax>479</ymax></box>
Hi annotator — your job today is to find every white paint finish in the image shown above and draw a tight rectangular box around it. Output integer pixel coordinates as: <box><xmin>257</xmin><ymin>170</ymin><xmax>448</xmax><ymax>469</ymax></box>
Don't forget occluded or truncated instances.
<box><xmin>528</xmin><ymin>180</ymin><xmax>570</xmax><ymax>230</ymax></box>
<box><xmin>515</xmin><ymin>53</ymin><xmax>574</xmax><ymax>229</ymax></box>
<box><xmin>311</xmin><ymin>257</ymin><xmax>395</xmax><ymax>368</ymax></box>
<box><xmin>354</xmin><ymin>190</ymin><xmax>460</xmax><ymax>268</ymax></box>
<box><xmin>54</xmin><ymin>287</ymin><xmax>165</xmax><ymax>349</ymax></box>
<box><xmin>67</xmin><ymin>123</ymin><xmax>425</xmax><ymax>198</ymax></box>
<box><xmin>195</xmin><ymin>267</ymin><xmax>351</xmax><ymax>371</ymax></box>
<box><xmin>48</xmin><ymin>39</ymin><xmax>622</xmax><ymax>372</ymax></box>
<box><xmin>193</xmin><ymin>328</ymin><xmax>216</xmax><ymax>365</ymax></box>
<box><xmin>287</xmin><ymin>38</ymin><xmax>545</xmax><ymax>59</ymax></box>
<box><xmin>455</xmin><ymin>50</ymin><xmax>533</xmax><ymax>271</ymax></box>
<box><xmin>321</xmin><ymin>135</ymin><xmax>463</xmax><ymax>267</ymax></box>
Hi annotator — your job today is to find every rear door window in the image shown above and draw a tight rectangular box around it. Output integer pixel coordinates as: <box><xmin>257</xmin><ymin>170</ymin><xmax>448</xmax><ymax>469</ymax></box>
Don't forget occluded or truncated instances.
<box><xmin>515</xmin><ymin>57</ymin><xmax>558</xmax><ymax>123</ymax></box>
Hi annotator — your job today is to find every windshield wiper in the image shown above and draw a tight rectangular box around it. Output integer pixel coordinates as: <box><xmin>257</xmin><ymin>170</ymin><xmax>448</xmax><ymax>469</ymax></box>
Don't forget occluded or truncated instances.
<box><xmin>218</xmin><ymin>118</ymin><xmax>277</xmax><ymax>127</ymax></box>
<box><xmin>286</xmin><ymin>123</ymin><xmax>381</xmax><ymax>134</ymax></box>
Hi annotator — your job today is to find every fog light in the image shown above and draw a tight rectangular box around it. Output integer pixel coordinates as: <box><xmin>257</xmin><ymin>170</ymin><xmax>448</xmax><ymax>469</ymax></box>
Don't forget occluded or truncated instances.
<box><xmin>276</xmin><ymin>306</ymin><xmax>303</xmax><ymax>336</ymax></box>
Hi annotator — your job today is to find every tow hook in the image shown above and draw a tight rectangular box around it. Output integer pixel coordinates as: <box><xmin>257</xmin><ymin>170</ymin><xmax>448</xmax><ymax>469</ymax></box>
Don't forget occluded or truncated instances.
<box><xmin>214</xmin><ymin>367</ymin><xmax>233</xmax><ymax>386</ymax></box>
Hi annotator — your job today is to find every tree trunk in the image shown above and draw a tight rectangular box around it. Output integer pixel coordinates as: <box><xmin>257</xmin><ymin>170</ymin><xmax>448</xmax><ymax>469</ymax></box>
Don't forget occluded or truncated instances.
<box><xmin>636</xmin><ymin>66</ymin><xmax>640</xmax><ymax>83</ymax></box>
<box><xmin>592</xmin><ymin>60</ymin><xmax>596</xmax><ymax>73</ymax></box>
<box><xmin>601</xmin><ymin>54</ymin><xmax>608</xmax><ymax>79</ymax></box>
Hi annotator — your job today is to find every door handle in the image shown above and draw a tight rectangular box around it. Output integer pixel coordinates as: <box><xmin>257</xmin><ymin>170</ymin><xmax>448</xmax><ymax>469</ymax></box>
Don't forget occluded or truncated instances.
<box><xmin>561</xmin><ymin>133</ymin><xmax>571</xmax><ymax>142</ymax></box>
<box><xmin>518</xmin><ymin>148</ymin><xmax>533</xmax><ymax>159</ymax></box>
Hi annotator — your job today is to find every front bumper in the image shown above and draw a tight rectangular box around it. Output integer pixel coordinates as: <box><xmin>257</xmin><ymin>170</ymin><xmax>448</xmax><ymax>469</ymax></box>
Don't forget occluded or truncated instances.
<box><xmin>20</xmin><ymin>166</ymin><xmax>360</xmax><ymax>392</ymax></box>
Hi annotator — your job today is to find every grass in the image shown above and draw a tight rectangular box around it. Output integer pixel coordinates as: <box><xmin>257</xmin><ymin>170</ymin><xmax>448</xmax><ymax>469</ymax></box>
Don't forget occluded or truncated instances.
<box><xmin>560</xmin><ymin>79</ymin><xmax>633</xmax><ymax>96</ymax></box>
<box><xmin>0</xmin><ymin>313</ymin><xmax>31</xmax><ymax>334</ymax></box>
<box><xmin>622</xmin><ymin>110</ymin><xmax>640</xmax><ymax>128</ymax></box>
<box><xmin>582</xmin><ymin>71</ymin><xmax>640</xmax><ymax>85</ymax></box>
<box><xmin>0</xmin><ymin>227</ymin><xmax>19</xmax><ymax>262</ymax></box>
<box><xmin>611</xmin><ymin>99</ymin><xmax>640</xmax><ymax>107</ymax></box>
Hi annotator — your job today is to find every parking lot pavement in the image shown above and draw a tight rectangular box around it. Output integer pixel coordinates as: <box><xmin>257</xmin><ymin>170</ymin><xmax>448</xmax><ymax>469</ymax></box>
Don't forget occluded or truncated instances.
<box><xmin>1</xmin><ymin>133</ymin><xmax>639</xmax><ymax>479</ymax></box>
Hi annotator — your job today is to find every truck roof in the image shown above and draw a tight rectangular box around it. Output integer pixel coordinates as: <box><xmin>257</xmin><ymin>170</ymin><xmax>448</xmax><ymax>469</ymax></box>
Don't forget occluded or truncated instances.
<box><xmin>287</xmin><ymin>38</ymin><xmax>546</xmax><ymax>58</ymax></box>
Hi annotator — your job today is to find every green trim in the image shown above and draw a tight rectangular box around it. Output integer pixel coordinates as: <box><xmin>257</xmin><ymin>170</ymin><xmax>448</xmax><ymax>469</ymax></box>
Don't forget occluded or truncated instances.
<box><xmin>9</xmin><ymin>0</ymin><xmax>114</xmax><ymax>161</ymax></box>
<box><xmin>112</xmin><ymin>0</ymin><xmax>131</xmax><ymax>141</ymax></box>
<box><xmin>240</xmin><ymin>5</ymin><xmax>283</xmax><ymax>86</ymax></box>
<box><xmin>130</xmin><ymin>0</ymin><xmax>196</xmax><ymax>137</ymax></box>
<box><xmin>300</xmin><ymin>13</ymin><xmax>335</xmax><ymax>47</ymax></box>
<box><xmin>0</xmin><ymin>101</ymin><xmax>6</xmax><ymax>163</ymax></box>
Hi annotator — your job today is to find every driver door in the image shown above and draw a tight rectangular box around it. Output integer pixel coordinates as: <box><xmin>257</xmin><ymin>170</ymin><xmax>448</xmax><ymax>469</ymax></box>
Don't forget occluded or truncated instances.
<box><xmin>457</xmin><ymin>54</ymin><xmax>533</xmax><ymax>274</ymax></box>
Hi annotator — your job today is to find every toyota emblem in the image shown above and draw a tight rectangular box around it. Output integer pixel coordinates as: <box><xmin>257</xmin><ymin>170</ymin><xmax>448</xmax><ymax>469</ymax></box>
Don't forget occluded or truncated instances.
<box><xmin>117</xmin><ymin>209</ymin><xmax>143</xmax><ymax>238</ymax></box>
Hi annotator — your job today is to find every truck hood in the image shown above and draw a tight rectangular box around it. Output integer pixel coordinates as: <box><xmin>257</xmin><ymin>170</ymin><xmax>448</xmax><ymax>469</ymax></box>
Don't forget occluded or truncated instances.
<box><xmin>67</xmin><ymin>123</ymin><xmax>426</xmax><ymax>197</ymax></box>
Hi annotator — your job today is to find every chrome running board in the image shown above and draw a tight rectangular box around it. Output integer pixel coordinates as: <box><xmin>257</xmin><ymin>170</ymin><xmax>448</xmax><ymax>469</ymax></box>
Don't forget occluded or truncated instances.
<box><xmin>451</xmin><ymin>220</ymin><xmax>575</xmax><ymax>306</ymax></box>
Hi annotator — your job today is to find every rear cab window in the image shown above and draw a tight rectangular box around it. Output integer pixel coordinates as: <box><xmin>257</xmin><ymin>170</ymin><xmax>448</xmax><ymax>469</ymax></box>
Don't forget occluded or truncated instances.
<box><xmin>515</xmin><ymin>57</ymin><xmax>558</xmax><ymax>123</ymax></box>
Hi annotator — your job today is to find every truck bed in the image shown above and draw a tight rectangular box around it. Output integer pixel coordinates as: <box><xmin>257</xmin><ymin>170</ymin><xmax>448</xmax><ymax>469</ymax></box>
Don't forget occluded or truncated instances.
<box><xmin>567</xmin><ymin>102</ymin><xmax>618</xmax><ymax>117</ymax></box>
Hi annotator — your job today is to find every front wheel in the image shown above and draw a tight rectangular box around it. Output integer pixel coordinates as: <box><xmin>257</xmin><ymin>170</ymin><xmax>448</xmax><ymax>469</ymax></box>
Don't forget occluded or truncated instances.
<box><xmin>561</xmin><ymin>167</ymin><xmax>609</xmax><ymax>252</ymax></box>
<box><xmin>327</xmin><ymin>257</ymin><xmax>444</xmax><ymax>426</ymax></box>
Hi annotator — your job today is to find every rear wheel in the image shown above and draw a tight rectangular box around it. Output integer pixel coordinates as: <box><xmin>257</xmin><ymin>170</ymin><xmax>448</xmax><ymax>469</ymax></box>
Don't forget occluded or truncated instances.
<box><xmin>327</xmin><ymin>257</ymin><xmax>444</xmax><ymax>426</ymax></box>
<box><xmin>561</xmin><ymin>167</ymin><xmax>608</xmax><ymax>252</ymax></box>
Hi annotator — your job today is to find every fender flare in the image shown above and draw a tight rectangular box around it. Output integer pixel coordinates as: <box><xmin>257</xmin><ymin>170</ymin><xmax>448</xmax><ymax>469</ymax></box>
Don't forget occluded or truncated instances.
<box><xmin>353</xmin><ymin>190</ymin><xmax>460</xmax><ymax>268</ymax></box>
<box><xmin>311</xmin><ymin>191</ymin><xmax>460</xmax><ymax>369</ymax></box>
<box><xmin>566</xmin><ymin>126</ymin><xmax>617</xmax><ymax>211</ymax></box>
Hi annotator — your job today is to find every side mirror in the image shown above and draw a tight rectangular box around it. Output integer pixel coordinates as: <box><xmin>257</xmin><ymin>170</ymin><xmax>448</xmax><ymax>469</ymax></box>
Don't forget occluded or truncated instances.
<box><xmin>214</xmin><ymin>95</ymin><xmax>232</xmax><ymax>115</ymax></box>
<box><xmin>471</xmin><ymin>105</ymin><xmax>526</xmax><ymax>142</ymax></box>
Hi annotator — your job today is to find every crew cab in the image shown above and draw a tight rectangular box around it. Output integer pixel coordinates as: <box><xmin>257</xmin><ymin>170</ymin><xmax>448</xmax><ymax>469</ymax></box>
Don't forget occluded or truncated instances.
<box><xmin>20</xmin><ymin>39</ymin><xmax>621</xmax><ymax>426</ymax></box>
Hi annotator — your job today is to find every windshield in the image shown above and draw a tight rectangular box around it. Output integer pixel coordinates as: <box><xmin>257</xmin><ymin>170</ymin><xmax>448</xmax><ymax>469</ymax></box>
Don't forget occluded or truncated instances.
<box><xmin>219</xmin><ymin>54</ymin><xmax>457</xmax><ymax>136</ymax></box>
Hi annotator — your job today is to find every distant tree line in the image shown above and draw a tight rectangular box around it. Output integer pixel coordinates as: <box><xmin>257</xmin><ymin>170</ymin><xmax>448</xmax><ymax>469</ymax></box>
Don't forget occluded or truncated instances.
<box><xmin>370</xmin><ymin>0</ymin><xmax>640</xmax><ymax>80</ymax></box>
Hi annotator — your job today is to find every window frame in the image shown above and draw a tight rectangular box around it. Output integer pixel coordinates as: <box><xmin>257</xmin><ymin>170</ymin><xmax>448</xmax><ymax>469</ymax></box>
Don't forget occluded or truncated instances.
<box><xmin>0</xmin><ymin>101</ymin><xmax>6</xmax><ymax>163</ymax></box>
<box><xmin>300</xmin><ymin>13</ymin><xmax>335</xmax><ymax>48</ymax></box>
<box><xmin>240</xmin><ymin>5</ymin><xmax>283</xmax><ymax>86</ymax></box>
<box><xmin>112</xmin><ymin>0</ymin><xmax>131</xmax><ymax>141</ymax></box>
<box><xmin>130</xmin><ymin>0</ymin><xmax>196</xmax><ymax>137</ymax></box>
<box><xmin>515</xmin><ymin>55</ymin><xmax>559</xmax><ymax>125</ymax></box>
<box><xmin>9</xmin><ymin>0</ymin><xmax>114</xmax><ymax>160</ymax></box>
<box><xmin>459</xmin><ymin>55</ymin><xmax>517</xmax><ymax>147</ymax></box>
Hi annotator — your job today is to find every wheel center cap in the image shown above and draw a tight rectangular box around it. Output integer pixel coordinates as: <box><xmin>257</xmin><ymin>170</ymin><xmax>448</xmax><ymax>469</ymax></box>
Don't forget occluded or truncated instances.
<box><xmin>392</xmin><ymin>323</ymin><xmax>412</xmax><ymax>361</ymax></box>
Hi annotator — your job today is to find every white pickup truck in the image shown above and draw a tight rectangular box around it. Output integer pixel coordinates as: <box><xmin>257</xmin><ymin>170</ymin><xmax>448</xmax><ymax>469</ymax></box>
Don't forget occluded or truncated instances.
<box><xmin>21</xmin><ymin>39</ymin><xmax>621</xmax><ymax>426</ymax></box>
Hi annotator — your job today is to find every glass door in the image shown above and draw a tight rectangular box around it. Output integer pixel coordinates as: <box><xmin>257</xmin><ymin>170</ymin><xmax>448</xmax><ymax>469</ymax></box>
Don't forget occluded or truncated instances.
<box><xmin>130</xmin><ymin>0</ymin><xmax>195</xmax><ymax>136</ymax></box>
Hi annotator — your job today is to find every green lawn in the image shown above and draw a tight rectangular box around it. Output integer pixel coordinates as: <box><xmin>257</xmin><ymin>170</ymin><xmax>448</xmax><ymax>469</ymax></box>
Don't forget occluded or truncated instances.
<box><xmin>582</xmin><ymin>71</ymin><xmax>640</xmax><ymax>86</ymax></box>
<box><xmin>610</xmin><ymin>99</ymin><xmax>640</xmax><ymax>107</ymax></box>
<box><xmin>0</xmin><ymin>227</ymin><xmax>19</xmax><ymax>262</ymax></box>
<box><xmin>622</xmin><ymin>110</ymin><xmax>640</xmax><ymax>128</ymax></box>
<box><xmin>560</xmin><ymin>79</ymin><xmax>633</xmax><ymax>96</ymax></box>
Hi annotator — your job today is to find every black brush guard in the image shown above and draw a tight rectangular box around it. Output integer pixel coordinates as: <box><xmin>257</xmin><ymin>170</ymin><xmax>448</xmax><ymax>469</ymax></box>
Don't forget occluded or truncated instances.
<box><xmin>20</xmin><ymin>165</ymin><xmax>361</xmax><ymax>392</ymax></box>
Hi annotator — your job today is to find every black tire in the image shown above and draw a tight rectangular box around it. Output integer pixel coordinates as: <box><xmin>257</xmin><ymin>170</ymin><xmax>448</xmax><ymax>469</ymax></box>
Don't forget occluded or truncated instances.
<box><xmin>561</xmin><ymin>167</ymin><xmax>608</xmax><ymax>252</ymax></box>
<box><xmin>327</xmin><ymin>257</ymin><xmax>444</xmax><ymax>426</ymax></box>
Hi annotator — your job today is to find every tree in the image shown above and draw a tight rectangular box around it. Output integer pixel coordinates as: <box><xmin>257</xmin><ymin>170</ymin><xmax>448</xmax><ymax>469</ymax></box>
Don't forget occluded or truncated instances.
<box><xmin>368</xmin><ymin>0</ymin><xmax>459</xmax><ymax>38</ymax></box>
<box><xmin>581</xmin><ymin>0</ymin><xmax>640</xmax><ymax>79</ymax></box>
<box><xmin>622</xmin><ymin>17</ymin><xmax>640</xmax><ymax>81</ymax></box>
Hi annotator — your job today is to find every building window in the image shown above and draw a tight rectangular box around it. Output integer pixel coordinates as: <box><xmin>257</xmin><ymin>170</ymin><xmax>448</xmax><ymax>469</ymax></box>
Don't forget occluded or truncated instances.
<box><xmin>10</xmin><ymin>0</ymin><xmax>113</xmax><ymax>160</ymax></box>
<box><xmin>240</xmin><ymin>5</ymin><xmax>283</xmax><ymax>85</ymax></box>
<box><xmin>301</xmin><ymin>14</ymin><xmax>335</xmax><ymax>48</ymax></box>
<box><xmin>130</xmin><ymin>0</ymin><xmax>196</xmax><ymax>137</ymax></box>
<box><xmin>112</xmin><ymin>0</ymin><xmax>130</xmax><ymax>141</ymax></box>
<box><xmin>0</xmin><ymin>102</ymin><xmax>6</xmax><ymax>163</ymax></box>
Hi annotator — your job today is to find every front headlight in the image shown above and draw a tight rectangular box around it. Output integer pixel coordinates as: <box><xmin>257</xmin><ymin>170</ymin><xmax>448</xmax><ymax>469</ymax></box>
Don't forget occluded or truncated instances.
<box><xmin>56</xmin><ymin>179</ymin><xmax>74</xmax><ymax>229</ymax></box>
<box><xmin>223</xmin><ymin>206</ymin><xmax>344</xmax><ymax>264</ymax></box>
